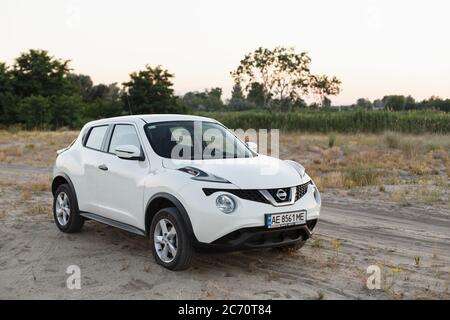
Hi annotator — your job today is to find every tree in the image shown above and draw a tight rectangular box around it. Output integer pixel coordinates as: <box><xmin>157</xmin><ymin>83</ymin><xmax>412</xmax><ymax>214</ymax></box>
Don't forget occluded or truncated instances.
<box><xmin>180</xmin><ymin>88</ymin><xmax>224</xmax><ymax>111</ymax></box>
<box><xmin>231</xmin><ymin>46</ymin><xmax>341</xmax><ymax>108</ymax></box>
<box><xmin>80</xmin><ymin>99</ymin><xmax>123</xmax><ymax>124</ymax></box>
<box><xmin>228</xmin><ymin>83</ymin><xmax>251</xmax><ymax>110</ymax></box>
<box><xmin>0</xmin><ymin>62</ymin><xmax>17</xmax><ymax>124</ymax></box>
<box><xmin>230</xmin><ymin>83</ymin><xmax>245</xmax><ymax>101</ymax></box>
<box><xmin>0</xmin><ymin>62</ymin><xmax>12</xmax><ymax>93</ymax></box>
<box><xmin>246</xmin><ymin>82</ymin><xmax>265</xmax><ymax>107</ymax></box>
<box><xmin>11</xmin><ymin>49</ymin><xmax>75</xmax><ymax>97</ymax></box>
<box><xmin>419</xmin><ymin>96</ymin><xmax>450</xmax><ymax>112</ymax></box>
<box><xmin>404</xmin><ymin>95</ymin><xmax>416</xmax><ymax>110</ymax></box>
<box><xmin>373</xmin><ymin>99</ymin><xmax>384</xmax><ymax>109</ymax></box>
<box><xmin>48</xmin><ymin>95</ymin><xmax>83</xmax><ymax>129</ymax></box>
<box><xmin>68</xmin><ymin>74</ymin><xmax>93</xmax><ymax>102</ymax></box>
<box><xmin>122</xmin><ymin>65</ymin><xmax>182</xmax><ymax>114</ymax></box>
<box><xmin>356</xmin><ymin>98</ymin><xmax>373</xmax><ymax>109</ymax></box>
<box><xmin>16</xmin><ymin>95</ymin><xmax>51</xmax><ymax>129</ymax></box>
<box><xmin>309</xmin><ymin>74</ymin><xmax>341</xmax><ymax>107</ymax></box>
<box><xmin>89</xmin><ymin>83</ymin><xmax>120</xmax><ymax>102</ymax></box>
<box><xmin>382</xmin><ymin>95</ymin><xmax>406</xmax><ymax>111</ymax></box>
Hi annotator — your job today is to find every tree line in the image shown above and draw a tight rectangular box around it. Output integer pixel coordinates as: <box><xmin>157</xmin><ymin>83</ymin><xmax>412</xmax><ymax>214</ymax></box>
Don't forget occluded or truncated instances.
<box><xmin>354</xmin><ymin>95</ymin><xmax>450</xmax><ymax>112</ymax></box>
<box><xmin>0</xmin><ymin>49</ymin><xmax>186</xmax><ymax>129</ymax></box>
<box><xmin>0</xmin><ymin>48</ymin><xmax>447</xmax><ymax>129</ymax></box>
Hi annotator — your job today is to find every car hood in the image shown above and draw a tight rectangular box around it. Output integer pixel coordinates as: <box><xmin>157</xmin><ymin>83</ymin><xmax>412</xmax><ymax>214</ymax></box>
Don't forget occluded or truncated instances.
<box><xmin>162</xmin><ymin>155</ymin><xmax>307</xmax><ymax>189</ymax></box>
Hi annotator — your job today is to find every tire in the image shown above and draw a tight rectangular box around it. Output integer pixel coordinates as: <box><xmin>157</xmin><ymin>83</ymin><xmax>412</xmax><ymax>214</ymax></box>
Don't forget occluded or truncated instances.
<box><xmin>149</xmin><ymin>207</ymin><xmax>193</xmax><ymax>271</ymax></box>
<box><xmin>274</xmin><ymin>240</ymin><xmax>306</xmax><ymax>252</ymax></box>
<box><xmin>53</xmin><ymin>184</ymin><xmax>84</xmax><ymax>233</ymax></box>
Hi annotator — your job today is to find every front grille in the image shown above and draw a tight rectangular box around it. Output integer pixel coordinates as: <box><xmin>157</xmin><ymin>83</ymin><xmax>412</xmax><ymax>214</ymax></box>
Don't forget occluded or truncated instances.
<box><xmin>203</xmin><ymin>180</ymin><xmax>313</xmax><ymax>205</ymax></box>
<box><xmin>295</xmin><ymin>181</ymin><xmax>312</xmax><ymax>201</ymax></box>
<box><xmin>267</xmin><ymin>187</ymin><xmax>291</xmax><ymax>203</ymax></box>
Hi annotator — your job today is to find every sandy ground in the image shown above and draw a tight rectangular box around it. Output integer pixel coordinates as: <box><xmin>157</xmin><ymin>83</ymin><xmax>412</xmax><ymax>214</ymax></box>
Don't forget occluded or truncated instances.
<box><xmin>0</xmin><ymin>163</ymin><xmax>449</xmax><ymax>299</ymax></box>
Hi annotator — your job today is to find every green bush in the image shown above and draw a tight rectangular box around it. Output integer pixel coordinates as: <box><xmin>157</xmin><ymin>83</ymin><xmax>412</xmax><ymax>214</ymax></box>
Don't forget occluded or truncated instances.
<box><xmin>0</xmin><ymin>92</ymin><xmax>18</xmax><ymax>124</ymax></box>
<box><xmin>49</xmin><ymin>95</ymin><xmax>83</xmax><ymax>129</ymax></box>
<box><xmin>16</xmin><ymin>95</ymin><xmax>51</xmax><ymax>129</ymax></box>
<box><xmin>79</xmin><ymin>99</ymin><xmax>123</xmax><ymax>126</ymax></box>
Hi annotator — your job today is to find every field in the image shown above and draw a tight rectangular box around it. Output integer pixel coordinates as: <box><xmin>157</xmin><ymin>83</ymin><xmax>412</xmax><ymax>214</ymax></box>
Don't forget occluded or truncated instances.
<box><xmin>200</xmin><ymin>110</ymin><xmax>450</xmax><ymax>134</ymax></box>
<box><xmin>0</xmin><ymin>130</ymin><xmax>449</xmax><ymax>299</ymax></box>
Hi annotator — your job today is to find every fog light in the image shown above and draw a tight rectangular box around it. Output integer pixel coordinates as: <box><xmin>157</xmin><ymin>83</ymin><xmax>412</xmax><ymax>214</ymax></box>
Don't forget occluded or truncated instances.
<box><xmin>216</xmin><ymin>194</ymin><xmax>235</xmax><ymax>213</ymax></box>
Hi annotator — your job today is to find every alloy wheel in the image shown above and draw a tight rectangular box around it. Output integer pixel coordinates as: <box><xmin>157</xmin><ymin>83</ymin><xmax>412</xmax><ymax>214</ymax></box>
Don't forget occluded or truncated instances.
<box><xmin>154</xmin><ymin>218</ymin><xmax>178</xmax><ymax>263</ymax></box>
<box><xmin>55</xmin><ymin>192</ymin><xmax>70</xmax><ymax>226</ymax></box>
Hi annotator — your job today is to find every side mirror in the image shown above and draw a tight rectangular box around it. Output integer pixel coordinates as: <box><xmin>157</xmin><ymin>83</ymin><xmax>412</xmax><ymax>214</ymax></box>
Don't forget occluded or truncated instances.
<box><xmin>113</xmin><ymin>145</ymin><xmax>144</xmax><ymax>160</ymax></box>
<box><xmin>246</xmin><ymin>141</ymin><xmax>258</xmax><ymax>153</ymax></box>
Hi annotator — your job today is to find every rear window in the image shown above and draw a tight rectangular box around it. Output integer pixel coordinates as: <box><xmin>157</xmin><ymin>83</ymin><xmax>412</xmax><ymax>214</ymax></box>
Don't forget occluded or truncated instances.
<box><xmin>85</xmin><ymin>125</ymin><xmax>108</xmax><ymax>150</ymax></box>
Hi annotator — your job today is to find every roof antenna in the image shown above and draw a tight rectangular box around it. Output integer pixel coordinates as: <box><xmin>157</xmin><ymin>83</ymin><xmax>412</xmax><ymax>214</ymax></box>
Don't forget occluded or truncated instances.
<box><xmin>126</xmin><ymin>94</ymin><xmax>133</xmax><ymax>115</ymax></box>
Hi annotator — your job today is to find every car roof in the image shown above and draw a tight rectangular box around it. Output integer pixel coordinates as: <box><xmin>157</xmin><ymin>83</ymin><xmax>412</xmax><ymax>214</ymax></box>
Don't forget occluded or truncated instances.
<box><xmin>84</xmin><ymin>114</ymin><xmax>217</xmax><ymax>127</ymax></box>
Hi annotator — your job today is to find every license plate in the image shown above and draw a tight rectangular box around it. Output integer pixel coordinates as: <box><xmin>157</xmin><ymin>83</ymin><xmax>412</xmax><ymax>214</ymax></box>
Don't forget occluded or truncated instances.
<box><xmin>265</xmin><ymin>211</ymin><xmax>306</xmax><ymax>229</ymax></box>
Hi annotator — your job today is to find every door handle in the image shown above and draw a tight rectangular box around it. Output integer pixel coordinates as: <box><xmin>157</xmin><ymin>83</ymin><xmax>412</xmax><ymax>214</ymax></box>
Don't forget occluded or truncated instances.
<box><xmin>98</xmin><ymin>164</ymin><xmax>108</xmax><ymax>171</ymax></box>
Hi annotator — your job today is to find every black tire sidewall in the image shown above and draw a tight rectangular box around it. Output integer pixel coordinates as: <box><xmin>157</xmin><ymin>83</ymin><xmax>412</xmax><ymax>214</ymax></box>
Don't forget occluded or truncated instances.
<box><xmin>149</xmin><ymin>207</ymin><xmax>192</xmax><ymax>270</ymax></box>
<box><xmin>53</xmin><ymin>184</ymin><xmax>83</xmax><ymax>232</ymax></box>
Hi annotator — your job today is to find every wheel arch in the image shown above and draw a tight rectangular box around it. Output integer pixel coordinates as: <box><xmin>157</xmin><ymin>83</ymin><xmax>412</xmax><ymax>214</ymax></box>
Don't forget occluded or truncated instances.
<box><xmin>145</xmin><ymin>193</ymin><xmax>195</xmax><ymax>240</ymax></box>
<box><xmin>52</xmin><ymin>173</ymin><xmax>79</xmax><ymax>211</ymax></box>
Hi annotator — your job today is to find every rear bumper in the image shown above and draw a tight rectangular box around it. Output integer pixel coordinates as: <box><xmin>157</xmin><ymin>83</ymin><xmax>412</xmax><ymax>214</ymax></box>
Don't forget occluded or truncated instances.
<box><xmin>194</xmin><ymin>219</ymin><xmax>317</xmax><ymax>251</ymax></box>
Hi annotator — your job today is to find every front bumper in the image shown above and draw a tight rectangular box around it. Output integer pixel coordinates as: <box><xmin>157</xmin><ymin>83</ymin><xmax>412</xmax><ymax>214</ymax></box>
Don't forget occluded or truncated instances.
<box><xmin>178</xmin><ymin>180</ymin><xmax>321</xmax><ymax>244</ymax></box>
<box><xmin>195</xmin><ymin>219</ymin><xmax>317</xmax><ymax>251</ymax></box>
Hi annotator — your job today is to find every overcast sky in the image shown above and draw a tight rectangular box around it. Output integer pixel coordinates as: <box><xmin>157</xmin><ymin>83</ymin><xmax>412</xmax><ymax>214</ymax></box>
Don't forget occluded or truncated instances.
<box><xmin>1</xmin><ymin>0</ymin><xmax>449</xmax><ymax>104</ymax></box>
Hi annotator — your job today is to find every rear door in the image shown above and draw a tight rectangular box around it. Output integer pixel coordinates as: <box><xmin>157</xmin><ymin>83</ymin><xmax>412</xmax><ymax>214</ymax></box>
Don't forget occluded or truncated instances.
<box><xmin>78</xmin><ymin>124</ymin><xmax>110</xmax><ymax>214</ymax></box>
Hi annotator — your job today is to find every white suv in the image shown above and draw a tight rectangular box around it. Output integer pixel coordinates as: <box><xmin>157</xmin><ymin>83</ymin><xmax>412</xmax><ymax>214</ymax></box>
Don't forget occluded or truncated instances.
<box><xmin>52</xmin><ymin>115</ymin><xmax>321</xmax><ymax>270</ymax></box>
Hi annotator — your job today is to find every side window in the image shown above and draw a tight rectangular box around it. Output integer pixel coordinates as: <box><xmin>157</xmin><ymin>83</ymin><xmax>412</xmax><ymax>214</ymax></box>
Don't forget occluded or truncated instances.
<box><xmin>108</xmin><ymin>124</ymin><xmax>141</xmax><ymax>153</ymax></box>
<box><xmin>85</xmin><ymin>126</ymin><xmax>108</xmax><ymax>150</ymax></box>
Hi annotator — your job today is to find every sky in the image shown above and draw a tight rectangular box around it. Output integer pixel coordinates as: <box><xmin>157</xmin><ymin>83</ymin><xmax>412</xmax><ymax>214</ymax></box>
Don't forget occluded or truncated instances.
<box><xmin>1</xmin><ymin>0</ymin><xmax>449</xmax><ymax>105</ymax></box>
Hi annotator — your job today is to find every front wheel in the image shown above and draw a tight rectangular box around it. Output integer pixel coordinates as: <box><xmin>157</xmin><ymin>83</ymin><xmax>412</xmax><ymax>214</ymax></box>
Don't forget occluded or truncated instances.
<box><xmin>149</xmin><ymin>207</ymin><xmax>193</xmax><ymax>271</ymax></box>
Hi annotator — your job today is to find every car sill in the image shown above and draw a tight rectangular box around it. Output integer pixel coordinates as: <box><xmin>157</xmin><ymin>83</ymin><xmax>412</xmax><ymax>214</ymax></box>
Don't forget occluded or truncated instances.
<box><xmin>79</xmin><ymin>212</ymin><xmax>146</xmax><ymax>237</ymax></box>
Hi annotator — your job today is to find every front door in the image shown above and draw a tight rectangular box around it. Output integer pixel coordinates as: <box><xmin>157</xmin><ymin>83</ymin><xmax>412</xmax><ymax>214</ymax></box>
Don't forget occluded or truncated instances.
<box><xmin>94</xmin><ymin>123</ymin><xmax>149</xmax><ymax>227</ymax></box>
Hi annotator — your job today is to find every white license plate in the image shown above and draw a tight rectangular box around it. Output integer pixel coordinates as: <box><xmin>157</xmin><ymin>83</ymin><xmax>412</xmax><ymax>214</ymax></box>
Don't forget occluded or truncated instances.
<box><xmin>265</xmin><ymin>211</ymin><xmax>306</xmax><ymax>229</ymax></box>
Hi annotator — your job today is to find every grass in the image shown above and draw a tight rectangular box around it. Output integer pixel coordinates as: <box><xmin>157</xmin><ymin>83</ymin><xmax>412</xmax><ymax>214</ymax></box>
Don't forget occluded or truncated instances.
<box><xmin>280</xmin><ymin>131</ymin><xmax>449</xmax><ymax>207</ymax></box>
<box><xmin>344</xmin><ymin>167</ymin><xmax>380</xmax><ymax>188</ymax></box>
<box><xmin>199</xmin><ymin>110</ymin><xmax>450</xmax><ymax>134</ymax></box>
<box><xmin>328</xmin><ymin>133</ymin><xmax>336</xmax><ymax>148</ymax></box>
<box><xmin>385</xmin><ymin>132</ymin><xmax>400</xmax><ymax>149</ymax></box>
<box><xmin>0</xmin><ymin>130</ymin><xmax>78</xmax><ymax>166</ymax></box>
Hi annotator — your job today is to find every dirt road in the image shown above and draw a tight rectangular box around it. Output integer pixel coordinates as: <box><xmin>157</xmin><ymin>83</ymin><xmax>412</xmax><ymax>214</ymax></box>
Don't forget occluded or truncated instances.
<box><xmin>0</xmin><ymin>164</ymin><xmax>448</xmax><ymax>299</ymax></box>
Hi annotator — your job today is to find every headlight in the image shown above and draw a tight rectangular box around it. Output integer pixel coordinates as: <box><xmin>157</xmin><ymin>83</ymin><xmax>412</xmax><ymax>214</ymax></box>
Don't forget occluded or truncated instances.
<box><xmin>285</xmin><ymin>160</ymin><xmax>306</xmax><ymax>178</ymax></box>
<box><xmin>178</xmin><ymin>166</ymin><xmax>230</xmax><ymax>184</ymax></box>
<box><xmin>313</xmin><ymin>185</ymin><xmax>321</xmax><ymax>205</ymax></box>
<box><xmin>216</xmin><ymin>194</ymin><xmax>235</xmax><ymax>213</ymax></box>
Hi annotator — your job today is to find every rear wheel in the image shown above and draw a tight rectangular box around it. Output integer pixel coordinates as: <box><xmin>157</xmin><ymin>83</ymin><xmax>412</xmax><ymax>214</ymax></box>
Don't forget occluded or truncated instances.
<box><xmin>150</xmin><ymin>207</ymin><xmax>193</xmax><ymax>270</ymax></box>
<box><xmin>53</xmin><ymin>184</ymin><xmax>84</xmax><ymax>233</ymax></box>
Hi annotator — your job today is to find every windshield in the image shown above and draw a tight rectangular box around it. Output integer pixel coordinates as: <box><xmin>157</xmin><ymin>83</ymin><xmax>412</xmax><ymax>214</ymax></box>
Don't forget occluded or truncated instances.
<box><xmin>144</xmin><ymin>121</ymin><xmax>254</xmax><ymax>160</ymax></box>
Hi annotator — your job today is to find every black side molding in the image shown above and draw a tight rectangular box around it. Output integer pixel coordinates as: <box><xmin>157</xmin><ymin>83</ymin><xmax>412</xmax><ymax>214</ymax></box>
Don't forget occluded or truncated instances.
<box><xmin>80</xmin><ymin>212</ymin><xmax>146</xmax><ymax>236</ymax></box>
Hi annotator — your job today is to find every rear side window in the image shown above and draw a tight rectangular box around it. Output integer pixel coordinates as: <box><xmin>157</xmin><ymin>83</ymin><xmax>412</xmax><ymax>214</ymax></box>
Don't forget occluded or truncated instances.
<box><xmin>108</xmin><ymin>124</ymin><xmax>141</xmax><ymax>153</ymax></box>
<box><xmin>85</xmin><ymin>126</ymin><xmax>108</xmax><ymax>150</ymax></box>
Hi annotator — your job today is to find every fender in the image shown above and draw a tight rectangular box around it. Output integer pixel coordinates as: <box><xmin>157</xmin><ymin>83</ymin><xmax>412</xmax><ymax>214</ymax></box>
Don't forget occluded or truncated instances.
<box><xmin>52</xmin><ymin>172</ymin><xmax>79</xmax><ymax>212</ymax></box>
<box><xmin>145</xmin><ymin>192</ymin><xmax>196</xmax><ymax>240</ymax></box>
